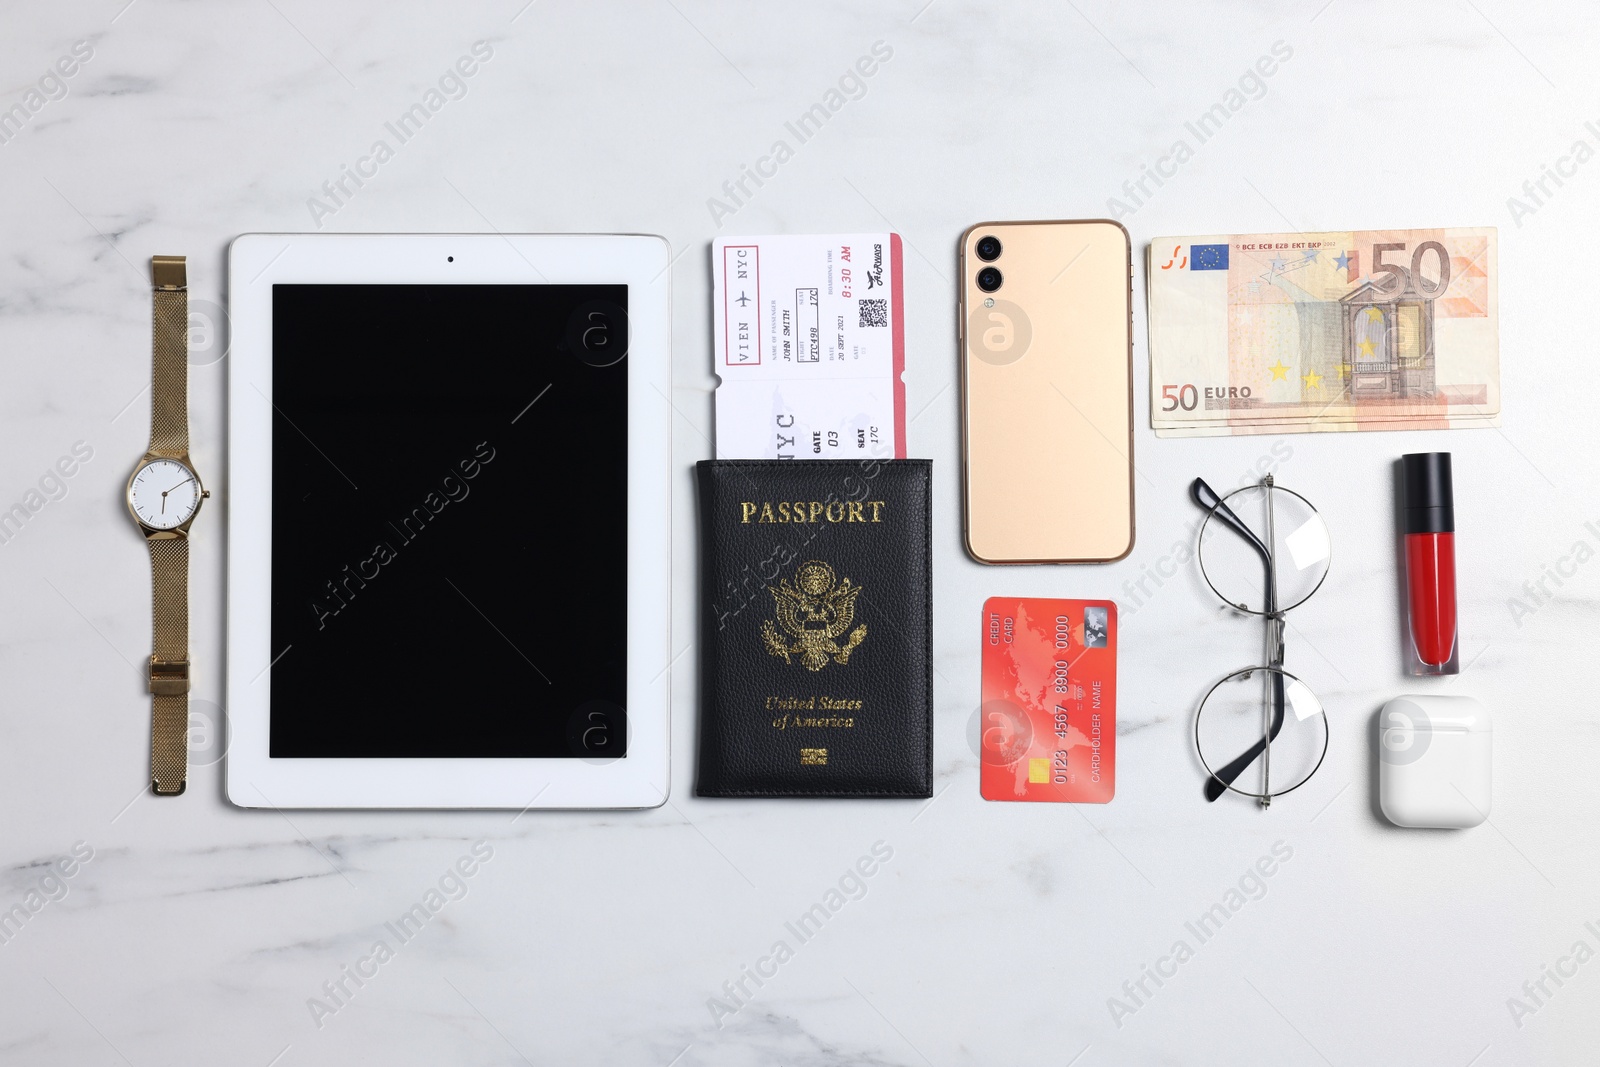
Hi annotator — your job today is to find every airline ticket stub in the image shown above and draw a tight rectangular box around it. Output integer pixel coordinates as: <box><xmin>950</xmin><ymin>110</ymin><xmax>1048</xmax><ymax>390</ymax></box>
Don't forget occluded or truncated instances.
<box><xmin>712</xmin><ymin>233</ymin><xmax>905</xmax><ymax>459</ymax></box>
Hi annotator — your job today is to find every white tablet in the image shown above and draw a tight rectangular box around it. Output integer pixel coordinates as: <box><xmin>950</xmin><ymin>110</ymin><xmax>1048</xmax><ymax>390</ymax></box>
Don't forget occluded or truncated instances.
<box><xmin>226</xmin><ymin>234</ymin><xmax>671</xmax><ymax>808</ymax></box>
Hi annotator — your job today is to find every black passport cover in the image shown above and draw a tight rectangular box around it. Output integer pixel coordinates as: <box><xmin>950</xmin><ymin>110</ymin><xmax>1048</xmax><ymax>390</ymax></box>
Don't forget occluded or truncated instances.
<box><xmin>696</xmin><ymin>459</ymin><xmax>933</xmax><ymax>798</ymax></box>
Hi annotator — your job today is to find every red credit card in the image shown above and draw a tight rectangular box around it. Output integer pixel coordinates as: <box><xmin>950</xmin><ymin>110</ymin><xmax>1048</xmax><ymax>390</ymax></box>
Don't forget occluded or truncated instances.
<box><xmin>980</xmin><ymin>598</ymin><xmax>1116</xmax><ymax>803</ymax></box>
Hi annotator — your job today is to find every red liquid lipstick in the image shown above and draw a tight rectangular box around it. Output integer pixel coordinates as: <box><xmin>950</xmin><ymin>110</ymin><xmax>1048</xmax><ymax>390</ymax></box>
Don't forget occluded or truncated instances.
<box><xmin>1401</xmin><ymin>452</ymin><xmax>1459</xmax><ymax>676</ymax></box>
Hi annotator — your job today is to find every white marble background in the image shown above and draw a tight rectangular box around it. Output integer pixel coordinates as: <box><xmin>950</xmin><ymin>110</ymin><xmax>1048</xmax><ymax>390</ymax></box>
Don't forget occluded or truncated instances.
<box><xmin>0</xmin><ymin>0</ymin><xmax>1596</xmax><ymax>1063</ymax></box>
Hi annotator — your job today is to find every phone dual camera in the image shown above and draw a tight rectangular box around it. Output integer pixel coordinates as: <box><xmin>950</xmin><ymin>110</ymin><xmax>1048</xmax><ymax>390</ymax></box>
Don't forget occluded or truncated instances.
<box><xmin>973</xmin><ymin>234</ymin><xmax>1003</xmax><ymax>292</ymax></box>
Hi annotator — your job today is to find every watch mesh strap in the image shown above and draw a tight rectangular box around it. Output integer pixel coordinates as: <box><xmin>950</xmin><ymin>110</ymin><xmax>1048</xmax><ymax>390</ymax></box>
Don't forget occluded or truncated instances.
<box><xmin>150</xmin><ymin>257</ymin><xmax>188</xmax><ymax>456</ymax></box>
<box><xmin>149</xmin><ymin>535</ymin><xmax>189</xmax><ymax>795</ymax></box>
<box><xmin>151</xmin><ymin>696</ymin><xmax>187</xmax><ymax>795</ymax></box>
<box><xmin>147</xmin><ymin>255</ymin><xmax>190</xmax><ymax>796</ymax></box>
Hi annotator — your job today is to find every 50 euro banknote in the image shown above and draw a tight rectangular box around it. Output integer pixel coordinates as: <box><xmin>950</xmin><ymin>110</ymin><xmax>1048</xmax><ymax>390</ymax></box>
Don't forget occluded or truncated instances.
<box><xmin>1146</xmin><ymin>228</ymin><xmax>1499</xmax><ymax>436</ymax></box>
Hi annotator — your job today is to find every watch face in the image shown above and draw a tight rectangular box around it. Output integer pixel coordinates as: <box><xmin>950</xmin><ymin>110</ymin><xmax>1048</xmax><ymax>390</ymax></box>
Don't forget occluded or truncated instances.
<box><xmin>129</xmin><ymin>459</ymin><xmax>202</xmax><ymax>530</ymax></box>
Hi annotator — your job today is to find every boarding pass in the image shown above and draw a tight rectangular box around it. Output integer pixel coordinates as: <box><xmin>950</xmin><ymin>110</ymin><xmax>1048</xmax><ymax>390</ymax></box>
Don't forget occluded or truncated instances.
<box><xmin>712</xmin><ymin>233</ymin><xmax>905</xmax><ymax>459</ymax></box>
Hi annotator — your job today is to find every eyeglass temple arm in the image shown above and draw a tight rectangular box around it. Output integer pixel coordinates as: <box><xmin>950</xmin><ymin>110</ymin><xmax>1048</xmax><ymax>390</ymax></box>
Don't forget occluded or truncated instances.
<box><xmin>1191</xmin><ymin>478</ymin><xmax>1274</xmax><ymax>564</ymax></box>
<box><xmin>1192</xmin><ymin>476</ymin><xmax>1284</xmax><ymax>617</ymax></box>
<box><xmin>1203</xmin><ymin>672</ymin><xmax>1287</xmax><ymax>802</ymax></box>
<box><xmin>1193</xmin><ymin>476</ymin><xmax>1288</xmax><ymax>801</ymax></box>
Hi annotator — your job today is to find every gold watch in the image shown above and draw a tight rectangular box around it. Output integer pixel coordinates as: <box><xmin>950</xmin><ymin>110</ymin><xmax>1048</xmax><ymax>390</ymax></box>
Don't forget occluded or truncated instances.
<box><xmin>125</xmin><ymin>255</ymin><xmax>209</xmax><ymax>796</ymax></box>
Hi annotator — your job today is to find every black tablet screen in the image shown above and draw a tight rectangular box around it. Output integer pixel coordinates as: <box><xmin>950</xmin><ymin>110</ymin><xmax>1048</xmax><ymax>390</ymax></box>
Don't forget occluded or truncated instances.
<box><xmin>269</xmin><ymin>284</ymin><xmax>629</xmax><ymax>758</ymax></box>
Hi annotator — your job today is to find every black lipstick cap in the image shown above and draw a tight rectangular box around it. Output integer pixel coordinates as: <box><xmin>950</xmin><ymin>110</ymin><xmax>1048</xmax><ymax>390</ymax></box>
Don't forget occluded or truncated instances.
<box><xmin>1401</xmin><ymin>452</ymin><xmax>1454</xmax><ymax>534</ymax></box>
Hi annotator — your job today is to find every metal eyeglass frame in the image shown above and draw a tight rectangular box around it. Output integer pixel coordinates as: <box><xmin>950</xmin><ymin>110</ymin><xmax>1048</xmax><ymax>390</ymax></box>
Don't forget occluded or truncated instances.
<box><xmin>1190</xmin><ymin>474</ymin><xmax>1331</xmax><ymax>808</ymax></box>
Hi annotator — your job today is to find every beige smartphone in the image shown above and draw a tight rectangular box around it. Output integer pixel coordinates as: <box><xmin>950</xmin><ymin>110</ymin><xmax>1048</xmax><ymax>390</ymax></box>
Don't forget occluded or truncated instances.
<box><xmin>960</xmin><ymin>220</ymin><xmax>1135</xmax><ymax>564</ymax></box>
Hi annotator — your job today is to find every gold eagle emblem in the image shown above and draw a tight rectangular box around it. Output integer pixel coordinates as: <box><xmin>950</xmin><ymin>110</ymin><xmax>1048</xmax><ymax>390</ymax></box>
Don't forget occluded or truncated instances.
<box><xmin>761</xmin><ymin>560</ymin><xmax>867</xmax><ymax>671</ymax></box>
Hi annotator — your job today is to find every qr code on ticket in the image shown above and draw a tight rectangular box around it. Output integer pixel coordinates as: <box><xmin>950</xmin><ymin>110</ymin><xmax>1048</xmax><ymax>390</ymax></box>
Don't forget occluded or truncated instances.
<box><xmin>858</xmin><ymin>299</ymin><xmax>888</xmax><ymax>328</ymax></box>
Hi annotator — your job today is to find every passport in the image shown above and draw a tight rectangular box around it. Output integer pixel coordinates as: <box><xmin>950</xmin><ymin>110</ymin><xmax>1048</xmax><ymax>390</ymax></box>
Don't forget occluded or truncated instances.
<box><xmin>695</xmin><ymin>459</ymin><xmax>932</xmax><ymax>797</ymax></box>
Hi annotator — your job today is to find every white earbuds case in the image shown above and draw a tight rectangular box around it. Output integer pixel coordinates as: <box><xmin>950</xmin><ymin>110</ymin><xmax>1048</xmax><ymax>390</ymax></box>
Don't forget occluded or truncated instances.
<box><xmin>1378</xmin><ymin>695</ymin><xmax>1491</xmax><ymax>829</ymax></box>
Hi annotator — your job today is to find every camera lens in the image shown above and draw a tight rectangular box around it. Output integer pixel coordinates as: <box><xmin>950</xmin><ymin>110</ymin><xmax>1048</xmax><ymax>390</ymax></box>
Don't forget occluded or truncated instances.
<box><xmin>975</xmin><ymin>235</ymin><xmax>1002</xmax><ymax>262</ymax></box>
<box><xmin>976</xmin><ymin>267</ymin><xmax>1003</xmax><ymax>293</ymax></box>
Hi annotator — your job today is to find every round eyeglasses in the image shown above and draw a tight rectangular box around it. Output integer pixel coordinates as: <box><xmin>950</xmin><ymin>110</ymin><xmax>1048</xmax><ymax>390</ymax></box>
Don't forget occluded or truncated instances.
<box><xmin>1190</xmin><ymin>475</ymin><xmax>1332</xmax><ymax>807</ymax></box>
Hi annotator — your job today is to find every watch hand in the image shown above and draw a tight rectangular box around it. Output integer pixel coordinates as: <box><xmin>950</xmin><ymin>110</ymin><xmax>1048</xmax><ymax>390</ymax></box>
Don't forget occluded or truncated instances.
<box><xmin>159</xmin><ymin>477</ymin><xmax>194</xmax><ymax>516</ymax></box>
